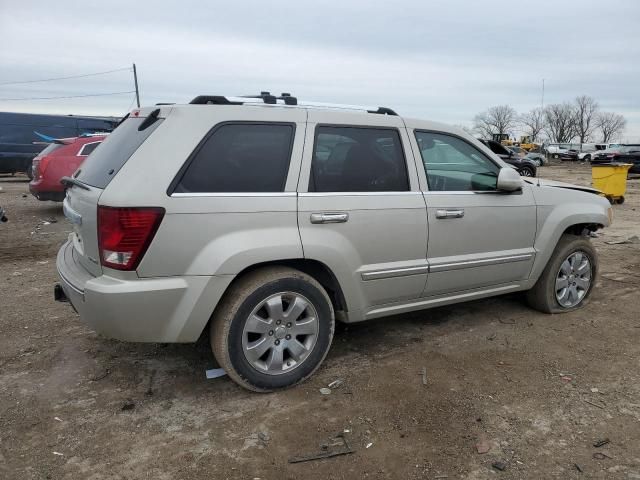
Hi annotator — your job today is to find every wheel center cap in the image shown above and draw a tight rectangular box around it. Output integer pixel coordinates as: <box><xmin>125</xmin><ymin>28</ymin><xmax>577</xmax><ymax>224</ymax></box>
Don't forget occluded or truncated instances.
<box><xmin>274</xmin><ymin>326</ymin><xmax>286</xmax><ymax>339</ymax></box>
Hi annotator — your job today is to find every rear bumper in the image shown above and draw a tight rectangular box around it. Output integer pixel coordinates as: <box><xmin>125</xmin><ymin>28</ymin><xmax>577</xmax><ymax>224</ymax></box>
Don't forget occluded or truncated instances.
<box><xmin>56</xmin><ymin>240</ymin><xmax>234</xmax><ymax>342</ymax></box>
<box><xmin>29</xmin><ymin>179</ymin><xmax>65</xmax><ymax>201</ymax></box>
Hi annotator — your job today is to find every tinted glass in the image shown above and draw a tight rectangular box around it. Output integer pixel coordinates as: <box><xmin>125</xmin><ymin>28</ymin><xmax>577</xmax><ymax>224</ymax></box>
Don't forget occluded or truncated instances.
<box><xmin>76</xmin><ymin>117</ymin><xmax>163</xmax><ymax>188</ymax></box>
<box><xmin>415</xmin><ymin>131</ymin><xmax>499</xmax><ymax>191</ymax></box>
<box><xmin>79</xmin><ymin>142</ymin><xmax>101</xmax><ymax>156</ymax></box>
<box><xmin>310</xmin><ymin>127</ymin><xmax>409</xmax><ymax>192</ymax></box>
<box><xmin>174</xmin><ymin>123</ymin><xmax>294</xmax><ymax>193</ymax></box>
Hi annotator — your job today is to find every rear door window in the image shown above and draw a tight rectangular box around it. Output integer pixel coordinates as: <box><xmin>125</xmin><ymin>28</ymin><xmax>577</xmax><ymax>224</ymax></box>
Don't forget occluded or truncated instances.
<box><xmin>309</xmin><ymin>126</ymin><xmax>409</xmax><ymax>192</ymax></box>
<box><xmin>173</xmin><ymin>123</ymin><xmax>295</xmax><ymax>193</ymax></box>
<box><xmin>76</xmin><ymin>117</ymin><xmax>162</xmax><ymax>188</ymax></box>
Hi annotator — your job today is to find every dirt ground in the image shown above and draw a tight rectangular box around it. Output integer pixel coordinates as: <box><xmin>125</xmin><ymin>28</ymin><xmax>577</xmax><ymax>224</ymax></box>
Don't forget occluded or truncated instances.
<box><xmin>1</xmin><ymin>164</ymin><xmax>639</xmax><ymax>480</ymax></box>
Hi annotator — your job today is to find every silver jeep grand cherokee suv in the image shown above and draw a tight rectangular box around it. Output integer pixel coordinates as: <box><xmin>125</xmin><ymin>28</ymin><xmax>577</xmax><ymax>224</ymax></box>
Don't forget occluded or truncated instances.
<box><xmin>56</xmin><ymin>93</ymin><xmax>612</xmax><ymax>391</ymax></box>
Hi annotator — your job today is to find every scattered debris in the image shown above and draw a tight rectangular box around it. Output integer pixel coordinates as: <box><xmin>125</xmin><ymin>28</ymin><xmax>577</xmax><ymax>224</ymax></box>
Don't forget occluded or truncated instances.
<box><xmin>22</xmin><ymin>193</ymin><xmax>27</xmax><ymax>198</ymax></box>
<box><xmin>89</xmin><ymin>368</ymin><xmax>110</xmax><ymax>381</ymax></box>
<box><xmin>590</xmin><ymin>387</ymin><xmax>599</xmax><ymax>393</ymax></box>
<box><xmin>475</xmin><ymin>436</ymin><xmax>491</xmax><ymax>454</ymax></box>
<box><xmin>365</xmin><ymin>442</ymin><xmax>373</xmax><ymax>449</ymax></box>
<box><xmin>421</xmin><ymin>367</ymin><xmax>427</xmax><ymax>385</ymax></box>
<box><xmin>605</xmin><ymin>235</ymin><xmax>640</xmax><ymax>245</ymax></box>
<box><xmin>592</xmin><ymin>452</ymin><xmax>611</xmax><ymax>460</ymax></box>
<box><xmin>584</xmin><ymin>399</ymin><xmax>606</xmax><ymax>409</ymax></box>
<box><xmin>328</xmin><ymin>379</ymin><xmax>343</xmax><ymax>389</ymax></box>
<box><xmin>434</xmin><ymin>475</ymin><xmax>448</xmax><ymax>479</ymax></box>
<box><xmin>121</xmin><ymin>400</ymin><xmax>135</xmax><ymax>411</ymax></box>
<box><xmin>258</xmin><ymin>431</ymin><xmax>271</xmax><ymax>443</ymax></box>
<box><xmin>54</xmin><ymin>417</ymin><xmax>62</xmax><ymax>422</ymax></box>
<box><xmin>593</xmin><ymin>438</ymin><xmax>610</xmax><ymax>448</ymax></box>
<box><xmin>319</xmin><ymin>387</ymin><xmax>332</xmax><ymax>395</ymax></box>
<box><xmin>53</xmin><ymin>451</ymin><xmax>64</xmax><ymax>456</ymax></box>
<box><xmin>499</xmin><ymin>318</ymin><xmax>516</xmax><ymax>325</ymax></box>
<box><xmin>487</xmin><ymin>333</ymin><xmax>497</xmax><ymax>341</ymax></box>
<box><xmin>561</xmin><ymin>376</ymin><xmax>572</xmax><ymax>382</ymax></box>
<box><xmin>574</xmin><ymin>463</ymin><xmax>583</xmax><ymax>473</ymax></box>
<box><xmin>205</xmin><ymin>368</ymin><xmax>226</xmax><ymax>379</ymax></box>
<box><xmin>288</xmin><ymin>433</ymin><xmax>354</xmax><ymax>463</ymax></box>
<box><xmin>492</xmin><ymin>461</ymin><xmax>507</xmax><ymax>471</ymax></box>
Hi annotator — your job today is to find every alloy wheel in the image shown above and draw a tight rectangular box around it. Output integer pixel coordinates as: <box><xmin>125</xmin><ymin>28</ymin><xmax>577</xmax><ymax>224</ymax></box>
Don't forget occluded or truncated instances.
<box><xmin>555</xmin><ymin>251</ymin><xmax>592</xmax><ymax>308</ymax></box>
<box><xmin>242</xmin><ymin>292</ymin><xmax>319</xmax><ymax>375</ymax></box>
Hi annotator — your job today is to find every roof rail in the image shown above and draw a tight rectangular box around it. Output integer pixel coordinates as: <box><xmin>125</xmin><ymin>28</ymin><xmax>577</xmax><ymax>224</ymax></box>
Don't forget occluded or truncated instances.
<box><xmin>187</xmin><ymin>92</ymin><xmax>397</xmax><ymax>115</ymax></box>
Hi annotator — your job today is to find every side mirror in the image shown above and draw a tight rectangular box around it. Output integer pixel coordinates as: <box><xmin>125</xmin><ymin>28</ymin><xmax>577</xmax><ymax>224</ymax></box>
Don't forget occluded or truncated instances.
<box><xmin>497</xmin><ymin>167</ymin><xmax>523</xmax><ymax>192</ymax></box>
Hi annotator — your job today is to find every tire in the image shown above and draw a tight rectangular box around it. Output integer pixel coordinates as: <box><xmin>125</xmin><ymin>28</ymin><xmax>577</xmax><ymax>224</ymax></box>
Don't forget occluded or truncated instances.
<box><xmin>526</xmin><ymin>234</ymin><xmax>598</xmax><ymax>314</ymax></box>
<box><xmin>553</xmin><ymin>154</ymin><xmax>560</xmax><ymax>159</ymax></box>
<box><xmin>519</xmin><ymin>166</ymin><xmax>535</xmax><ymax>177</ymax></box>
<box><xmin>210</xmin><ymin>266</ymin><xmax>335</xmax><ymax>392</ymax></box>
<box><xmin>584</xmin><ymin>154</ymin><xmax>591</xmax><ymax>162</ymax></box>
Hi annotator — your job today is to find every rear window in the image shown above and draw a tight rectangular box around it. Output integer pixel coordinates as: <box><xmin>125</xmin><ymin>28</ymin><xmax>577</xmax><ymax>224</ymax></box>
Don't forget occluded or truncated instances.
<box><xmin>173</xmin><ymin>123</ymin><xmax>294</xmax><ymax>193</ymax></box>
<box><xmin>76</xmin><ymin>117</ymin><xmax>162</xmax><ymax>188</ymax></box>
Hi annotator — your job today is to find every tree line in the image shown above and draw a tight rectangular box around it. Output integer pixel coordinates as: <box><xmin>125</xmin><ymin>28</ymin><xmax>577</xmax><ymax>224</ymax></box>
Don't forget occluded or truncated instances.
<box><xmin>473</xmin><ymin>96</ymin><xmax>626</xmax><ymax>144</ymax></box>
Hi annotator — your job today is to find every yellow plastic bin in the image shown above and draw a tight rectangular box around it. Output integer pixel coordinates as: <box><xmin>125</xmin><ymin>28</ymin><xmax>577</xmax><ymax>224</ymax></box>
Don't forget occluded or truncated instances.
<box><xmin>591</xmin><ymin>163</ymin><xmax>632</xmax><ymax>204</ymax></box>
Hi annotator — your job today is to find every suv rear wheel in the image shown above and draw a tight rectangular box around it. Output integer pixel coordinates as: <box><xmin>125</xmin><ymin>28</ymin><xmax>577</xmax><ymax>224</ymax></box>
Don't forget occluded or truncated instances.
<box><xmin>526</xmin><ymin>234</ymin><xmax>597</xmax><ymax>313</ymax></box>
<box><xmin>210</xmin><ymin>266</ymin><xmax>335</xmax><ymax>391</ymax></box>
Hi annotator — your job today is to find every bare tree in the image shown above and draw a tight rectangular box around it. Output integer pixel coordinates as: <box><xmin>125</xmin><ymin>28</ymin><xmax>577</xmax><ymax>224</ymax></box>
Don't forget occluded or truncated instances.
<box><xmin>574</xmin><ymin>95</ymin><xmax>599</xmax><ymax>144</ymax></box>
<box><xmin>595</xmin><ymin>112</ymin><xmax>626</xmax><ymax>143</ymax></box>
<box><xmin>519</xmin><ymin>108</ymin><xmax>545</xmax><ymax>142</ymax></box>
<box><xmin>473</xmin><ymin>105</ymin><xmax>517</xmax><ymax>139</ymax></box>
<box><xmin>544</xmin><ymin>103</ymin><xmax>577</xmax><ymax>143</ymax></box>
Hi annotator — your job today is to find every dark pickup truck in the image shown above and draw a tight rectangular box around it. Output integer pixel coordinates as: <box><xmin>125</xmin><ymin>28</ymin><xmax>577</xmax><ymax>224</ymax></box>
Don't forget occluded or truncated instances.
<box><xmin>0</xmin><ymin>112</ymin><xmax>117</xmax><ymax>178</ymax></box>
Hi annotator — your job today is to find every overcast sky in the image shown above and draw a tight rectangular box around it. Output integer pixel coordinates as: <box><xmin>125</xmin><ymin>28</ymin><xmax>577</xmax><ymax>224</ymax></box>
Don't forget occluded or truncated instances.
<box><xmin>1</xmin><ymin>0</ymin><xmax>639</xmax><ymax>140</ymax></box>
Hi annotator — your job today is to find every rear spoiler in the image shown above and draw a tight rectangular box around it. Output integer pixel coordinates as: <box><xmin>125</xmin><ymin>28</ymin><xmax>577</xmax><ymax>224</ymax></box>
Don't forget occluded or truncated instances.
<box><xmin>33</xmin><ymin>131</ymin><xmax>73</xmax><ymax>145</ymax></box>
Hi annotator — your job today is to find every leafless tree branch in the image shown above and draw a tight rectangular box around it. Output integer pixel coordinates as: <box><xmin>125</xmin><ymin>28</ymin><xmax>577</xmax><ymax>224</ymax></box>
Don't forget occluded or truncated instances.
<box><xmin>595</xmin><ymin>112</ymin><xmax>626</xmax><ymax>143</ymax></box>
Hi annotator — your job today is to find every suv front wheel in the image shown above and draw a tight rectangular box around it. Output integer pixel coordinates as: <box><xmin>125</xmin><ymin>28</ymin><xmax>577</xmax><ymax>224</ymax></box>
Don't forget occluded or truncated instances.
<box><xmin>210</xmin><ymin>266</ymin><xmax>335</xmax><ymax>391</ymax></box>
<box><xmin>526</xmin><ymin>234</ymin><xmax>598</xmax><ymax>313</ymax></box>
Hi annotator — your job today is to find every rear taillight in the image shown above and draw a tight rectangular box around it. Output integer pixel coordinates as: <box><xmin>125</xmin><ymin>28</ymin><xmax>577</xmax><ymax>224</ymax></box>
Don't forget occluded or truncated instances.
<box><xmin>32</xmin><ymin>158</ymin><xmax>41</xmax><ymax>178</ymax></box>
<box><xmin>97</xmin><ymin>206</ymin><xmax>164</xmax><ymax>271</ymax></box>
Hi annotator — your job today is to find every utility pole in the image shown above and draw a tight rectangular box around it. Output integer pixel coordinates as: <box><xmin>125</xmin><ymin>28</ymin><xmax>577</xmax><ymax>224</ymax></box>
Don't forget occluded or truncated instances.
<box><xmin>133</xmin><ymin>63</ymin><xmax>140</xmax><ymax>108</ymax></box>
<box><xmin>541</xmin><ymin>78</ymin><xmax>545</xmax><ymax>109</ymax></box>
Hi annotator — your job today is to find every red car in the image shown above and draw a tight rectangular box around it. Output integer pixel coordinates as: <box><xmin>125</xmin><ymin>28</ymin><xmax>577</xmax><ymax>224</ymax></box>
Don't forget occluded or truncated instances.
<box><xmin>29</xmin><ymin>135</ymin><xmax>105</xmax><ymax>201</ymax></box>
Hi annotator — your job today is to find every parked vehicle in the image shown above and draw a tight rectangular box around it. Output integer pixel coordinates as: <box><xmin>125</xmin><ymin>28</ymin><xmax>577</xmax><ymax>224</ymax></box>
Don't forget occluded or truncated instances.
<box><xmin>56</xmin><ymin>93</ymin><xmax>611</xmax><ymax>391</ymax></box>
<box><xmin>0</xmin><ymin>112</ymin><xmax>116</xmax><ymax>178</ymax></box>
<box><xmin>524</xmin><ymin>152</ymin><xmax>546</xmax><ymax>166</ymax></box>
<box><xmin>577</xmin><ymin>144</ymin><xmax>598</xmax><ymax>162</ymax></box>
<box><xmin>480</xmin><ymin>139</ymin><xmax>538</xmax><ymax>176</ymax></box>
<box><xmin>595</xmin><ymin>143</ymin><xmax>623</xmax><ymax>152</ymax></box>
<box><xmin>544</xmin><ymin>143</ymin><xmax>570</xmax><ymax>158</ymax></box>
<box><xmin>508</xmin><ymin>146</ymin><xmax>526</xmax><ymax>157</ymax></box>
<box><xmin>559</xmin><ymin>149</ymin><xmax>579</xmax><ymax>161</ymax></box>
<box><xmin>592</xmin><ymin>145</ymin><xmax>627</xmax><ymax>163</ymax></box>
<box><xmin>599</xmin><ymin>145</ymin><xmax>640</xmax><ymax>174</ymax></box>
<box><xmin>29</xmin><ymin>135</ymin><xmax>106</xmax><ymax>201</ymax></box>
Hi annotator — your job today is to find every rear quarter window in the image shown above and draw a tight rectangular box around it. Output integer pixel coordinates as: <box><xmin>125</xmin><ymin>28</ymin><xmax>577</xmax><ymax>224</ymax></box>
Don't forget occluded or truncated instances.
<box><xmin>76</xmin><ymin>117</ymin><xmax>162</xmax><ymax>188</ymax></box>
<box><xmin>172</xmin><ymin>123</ymin><xmax>295</xmax><ymax>193</ymax></box>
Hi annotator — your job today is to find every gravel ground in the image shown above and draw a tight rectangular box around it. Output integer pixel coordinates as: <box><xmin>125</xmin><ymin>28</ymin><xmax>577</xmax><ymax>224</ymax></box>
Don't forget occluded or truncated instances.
<box><xmin>1</xmin><ymin>164</ymin><xmax>639</xmax><ymax>480</ymax></box>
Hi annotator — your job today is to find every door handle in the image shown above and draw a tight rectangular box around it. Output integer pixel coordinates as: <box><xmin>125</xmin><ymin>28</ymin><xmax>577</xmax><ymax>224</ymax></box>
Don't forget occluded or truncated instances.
<box><xmin>310</xmin><ymin>212</ymin><xmax>349</xmax><ymax>224</ymax></box>
<box><xmin>435</xmin><ymin>209</ymin><xmax>464</xmax><ymax>219</ymax></box>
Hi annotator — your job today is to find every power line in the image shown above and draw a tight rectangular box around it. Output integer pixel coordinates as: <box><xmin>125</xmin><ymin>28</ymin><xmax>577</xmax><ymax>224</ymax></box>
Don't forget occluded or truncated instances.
<box><xmin>0</xmin><ymin>67</ymin><xmax>132</xmax><ymax>86</ymax></box>
<box><xmin>0</xmin><ymin>91</ymin><xmax>136</xmax><ymax>101</ymax></box>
